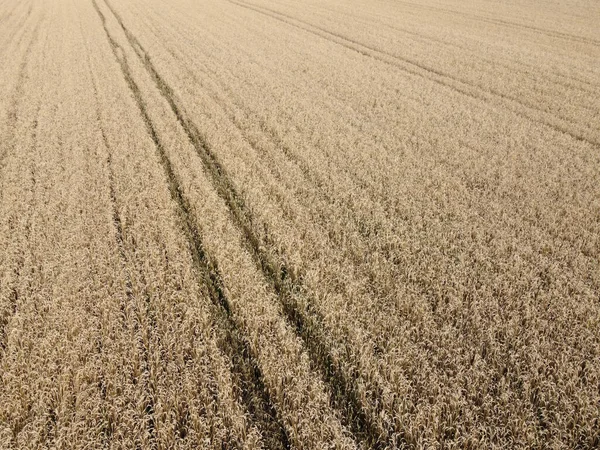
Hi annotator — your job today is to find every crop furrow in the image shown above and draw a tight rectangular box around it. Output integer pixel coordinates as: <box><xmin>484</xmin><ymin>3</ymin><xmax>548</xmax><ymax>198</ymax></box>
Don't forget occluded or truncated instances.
<box><xmin>91</xmin><ymin>2</ymin><xmax>290</xmax><ymax>448</ymax></box>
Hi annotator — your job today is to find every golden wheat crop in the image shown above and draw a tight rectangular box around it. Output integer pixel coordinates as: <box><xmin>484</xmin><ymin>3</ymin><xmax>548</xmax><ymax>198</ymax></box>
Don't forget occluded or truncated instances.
<box><xmin>1</xmin><ymin>0</ymin><xmax>599</xmax><ymax>448</ymax></box>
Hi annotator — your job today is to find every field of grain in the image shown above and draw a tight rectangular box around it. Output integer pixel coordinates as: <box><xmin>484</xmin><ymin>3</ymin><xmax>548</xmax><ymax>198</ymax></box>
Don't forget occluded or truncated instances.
<box><xmin>0</xmin><ymin>0</ymin><xmax>599</xmax><ymax>448</ymax></box>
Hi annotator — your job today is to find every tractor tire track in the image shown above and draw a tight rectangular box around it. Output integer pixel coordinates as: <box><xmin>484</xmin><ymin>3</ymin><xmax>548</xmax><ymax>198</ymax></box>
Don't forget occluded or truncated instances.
<box><xmin>116</xmin><ymin>11</ymin><xmax>329</xmax><ymax>219</ymax></box>
<box><xmin>229</xmin><ymin>0</ymin><xmax>600</xmax><ymax>148</ymax></box>
<box><xmin>100</xmin><ymin>0</ymin><xmax>398</xmax><ymax>447</ymax></box>
<box><xmin>91</xmin><ymin>1</ymin><xmax>290</xmax><ymax>448</ymax></box>
<box><xmin>311</xmin><ymin>1</ymin><xmax>600</xmax><ymax>95</ymax></box>
<box><xmin>392</xmin><ymin>0</ymin><xmax>600</xmax><ymax>47</ymax></box>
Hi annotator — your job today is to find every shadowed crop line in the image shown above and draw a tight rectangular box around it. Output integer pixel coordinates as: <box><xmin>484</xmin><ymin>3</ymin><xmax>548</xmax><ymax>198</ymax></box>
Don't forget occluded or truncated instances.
<box><xmin>98</xmin><ymin>0</ymin><xmax>399</xmax><ymax>447</ymax></box>
<box><xmin>228</xmin><ymin>0</ymin><xmax>600</xmax><ymax>149</ymax></box>
<box><xmin>90</xmin><ymin>2</ymin><xmax>291</xmax><ymax>448</ymax></box>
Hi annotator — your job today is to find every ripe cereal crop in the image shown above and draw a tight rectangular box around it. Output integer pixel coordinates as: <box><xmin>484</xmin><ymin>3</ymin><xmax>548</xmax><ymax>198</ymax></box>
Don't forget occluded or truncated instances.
<box><xmin>0</xmin><ymin>0</ymin><xmax>599</xmax><ymax>448</ymax></box>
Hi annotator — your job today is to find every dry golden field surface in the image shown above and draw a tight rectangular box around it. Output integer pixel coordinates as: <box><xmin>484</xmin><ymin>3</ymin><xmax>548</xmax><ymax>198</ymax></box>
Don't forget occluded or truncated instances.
<box><xmin>1</xmin><ymin>0</ymin><xmax>599</xmax><ymax>448</ymax></box>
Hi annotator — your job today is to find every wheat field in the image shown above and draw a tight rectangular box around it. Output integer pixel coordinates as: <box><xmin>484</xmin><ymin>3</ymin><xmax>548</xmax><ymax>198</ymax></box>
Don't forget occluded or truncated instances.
<box><xmin>0</xmin><ymin>0</ymin><xmax>599</xmax><ymax>448</ymax></box>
